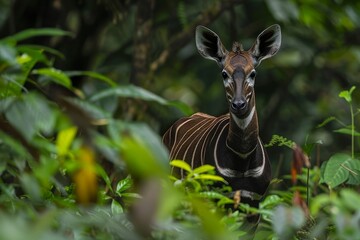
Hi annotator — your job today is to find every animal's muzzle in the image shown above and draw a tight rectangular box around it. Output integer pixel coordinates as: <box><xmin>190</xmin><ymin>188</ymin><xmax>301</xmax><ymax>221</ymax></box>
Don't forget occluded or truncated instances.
<box><xmin>230</xmin><ymin>98</ymin><xmax>248</xmax><ymax>117</ymax></box>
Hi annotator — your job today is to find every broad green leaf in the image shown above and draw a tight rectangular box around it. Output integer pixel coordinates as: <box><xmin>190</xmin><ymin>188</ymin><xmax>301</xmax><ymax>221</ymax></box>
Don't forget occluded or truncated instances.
<box><xmin>340</xmin><ymin>189</ymin><xmax>360</xmax><ymax>211</ymax></box>
<box><xmin>56</xmin><ymin>126</ymin><xmax>78</xmax><ymax>156</ymax></box>
<box><xmin>95</xmin><ymin>164</ymin><xmax>113</xmax><ymax>192</ymax></box>
<box><xmin>66</xmin><ymin>71</ymin><xmax>117</xmax><ymax>87</ymax></box>
<box><xmin>65</xmin><ymin>97</ymin><xmax>111</xmax><ymax>121</ymax></box>
<box><xmin>193</xmin><ymin>164</ymin><xmax>215</xmax><ymax>174</ymax></box>
<box><xmin>0</xmin><ymin>131</ymin><xmax>31</xmax><ymax>158</ymax></box>
<box><xmin>33</xmin><ymin>156</ymin><xmax>59</xmax><ymax>188</ymax></box>
<box><xmin>333</xmin><ymin>127</ymin><xmax>360</xmax><ymax>136</ymax></box>
<box><xmin>310</xmin><ymin>194</ymin><xmax>332</xmax><ymax>215</ymax></box>
<box><xmin>121</xmin><ymin>193</ymin><xmax>142</xmax><ymax>199</ymax></box>
<box><xmin>0</xmin><ymin>43</ymin><xmax>17</xmax><ymax>65</ymax></box>
<box><xmin>116</xmin><ymin>175</ymin><xmax>133</xmax><ymax>194</ymax></box>
<box><xmin>260</xmin><ymin>195</ymin><xmax>283</xmax><ymax>209</ymax></box>
<box><xmin>0</xmin><ymin>96</ymin><xmax>15</xmax><ymax>113</ymax></box>
<box><xmin>170</xmin><ymin>160</ymin><xmax>192</xmax><ymax>173</ymax></box>
<box><xmin>120</xmin><ymin>135</ymin><xmax>168</xmax><ymax>178</ymax></box>
<box><xmin>18</xmin><ymin>44</ymin><xmax>65</xmax><ymax>59</ymax></box>
<box><xmin>321</xmin><ymin>153</ymin><xmax>352</xmax><ymax>188</ymax></box>
<box><xmin>343</xmin><ymin>159</ymin><xmax>360</xmax><ymax>185</ymax></box>
<box><xmin>1</xmin><ymin>28</ymin><xmax>73</xmax><ymax>43</ymax></box>
<box><xmin>89</xmin><ymin>85</ymin><xmax>192</xmax><ymax>115</ymax></box>
<box><xmin>198</xmin><ymin>191</ymin><xmax>228</xmax><ymax>200</ymax></box>
<box><xmin>16</xmin><ymin>46</ymin><xmax>51</xmax><ymax>66</ymax></box>
<box><xmin>32</xmin><ymin>68</ymin><xmax>72</xmax><ymax>88</ymax></box>
<box><xmin>20</xmin><ymin>173</ymin><xmax>42</xmax><ymax>201</ymax></box>
<box><xmin>190</xmin><ymin>198</ymin><xmax>237</xmax><ymax>239</ymax></box>
<box><xmin>90</xmin><ymin>85</ymin><xmax>167</xmax><ymax>103</ymax></box>
<box><xmin>5</xmin><ymin>93</ymin><xmax>56</xmax><ymax>141</ymax></box>
<box><xmin>193</xmin><ymin>174</ymin><xmax>227</xmax><ymax>183</ymax></box>
<box><xmin>111</xmin><ymin>199</ymin><xmax>124</xmax><ymax>214</ymax></box>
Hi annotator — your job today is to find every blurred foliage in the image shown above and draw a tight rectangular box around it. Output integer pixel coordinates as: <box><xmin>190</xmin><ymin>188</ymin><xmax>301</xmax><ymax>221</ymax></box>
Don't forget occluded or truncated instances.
<box><xmin>0</xmin><ymin>0</ymin><xmax>360</xmax><ymax>239</ymax></box>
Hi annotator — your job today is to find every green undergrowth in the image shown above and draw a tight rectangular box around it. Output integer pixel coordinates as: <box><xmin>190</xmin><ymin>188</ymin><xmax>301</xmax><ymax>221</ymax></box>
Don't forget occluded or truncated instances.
<box><xmin>0</xmin><ymin>28</ymin><xmax>359</xmax><ymax>240</ymax></box>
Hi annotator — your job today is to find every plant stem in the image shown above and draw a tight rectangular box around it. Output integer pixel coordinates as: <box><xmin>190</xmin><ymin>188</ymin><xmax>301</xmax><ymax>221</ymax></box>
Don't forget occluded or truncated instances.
<box><xmin>350</xmin><ymin>102</ymin><xmax>354</xmax><ymax>159</ymax></box>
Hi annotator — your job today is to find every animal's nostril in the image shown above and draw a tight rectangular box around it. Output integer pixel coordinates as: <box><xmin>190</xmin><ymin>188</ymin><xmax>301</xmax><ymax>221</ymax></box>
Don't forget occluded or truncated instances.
<box><xmin>231</xmin><ymin>102</ymin><xmax>238</xmax><ymax>110</ymax></box>
<box><xmin>231</xmin><ymin>101</ymin><xmax>247</xmax><ymax>111</ymax></box>
<box><xmin>239</xmin><ymin>101</ymin><xmax>246</xmax><ymax>110</ymax></box>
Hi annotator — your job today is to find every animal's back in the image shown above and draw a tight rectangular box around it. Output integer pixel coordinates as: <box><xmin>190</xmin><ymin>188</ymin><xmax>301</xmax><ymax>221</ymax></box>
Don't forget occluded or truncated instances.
<box><xmin>163</xmin><ymin>112</ymin><xmax>230</xmax><ymax>177</ymax></box>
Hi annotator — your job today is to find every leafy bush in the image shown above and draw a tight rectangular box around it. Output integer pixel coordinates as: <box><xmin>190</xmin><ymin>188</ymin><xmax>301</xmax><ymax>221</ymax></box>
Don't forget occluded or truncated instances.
<box><xmin>1</xmin><ymin>26</ymin><xmax>360</xmax><ymax>240</ymax></box>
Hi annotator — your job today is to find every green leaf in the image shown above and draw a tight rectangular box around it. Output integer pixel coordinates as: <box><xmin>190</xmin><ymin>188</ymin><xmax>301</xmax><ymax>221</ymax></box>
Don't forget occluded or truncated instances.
<box><xmin>111</xmin><ymin>199</ymin><xmax>124</xmax><ymax>214</ymax></box>
<box><xmin>90</xmin><ymin>85</ymin><xmax>166</xmax><ymax>103</ymax></box>
<box><xmin>192</xmin><ymin>165</ymin><xmax>215</xmax><ymax>174</ymax></box>
<box><xmin>64</xmin><ymin>97</ymin><xmax>111</xmax><ymax>121</ymax></box>
<box><xmin>310</xmin><ymin>194</ymin><xmax>331</xmax><ymax>215</ymax></box>
<box><xmin>17</xmin><ymin>46</ymin><xmax>50</xmax><ymax>66</ymax></box>
<box><xmin>120</xmin><ymin>193</ymin><xmax>142</xmax><ymax>199</ymax></box>
<box><xmin>18</xmin><ymin>44</ymin><xmax>65</xmax><ymax>59</ymax></box>
<box><xmin>1</xmin><ymin>28</ymin><xmax>73</xmax><ymax>43</ymax></box>
<box><xmin>20</xmin><ymin>173</ymin><xmax>42</xmax><ymax>201</ymax></box>
<box><xmin>339</xmin><ymin>86</ymin><xmax>355</xmax><ymax>103</ymax></box>
<box><xmin>340</xmin><ymin>189</ymin><xmax>360</xmax><ymax>211</ymax></box>
<box><xmin>32</xmin><ymin>68</ymin><xmax>72</xmax><ymax>88</ymax></box>
<box><xmin>56</xmin><ymin>126</ymin><xmax>77</xmax><ymax>156</ymax></box>
<box><xmin>260</xmin><ymin>195</ymin><xmax>283</xmax><ymax>209</ymax></box>
<box><xmin>321</xmin><ymin>153</ymin><xmax>352</xmax><ymax>188</ymax></box>
<box><xmin>317</xmin><ymin>116</ymin><xmax>336</xmax><ymax>128</ymax></box>
<box><xmin>120</xmin><ymin>134</ymin><xmax>168</xmax><ymax>178</ymax></box>
<box><xmin>66</xmin><ymin>71</ymin><xmax>117</xmax><ymax>87</ymax></box>
<box><xmin>170</xmin><ymin>160</ymin><xmax>192</xmax><ymax>173</ymax></box>
<box><xmin>333</xmin><ymin>127</ymin><xmax>360</xmax><ymax>136</ymax></box>
<box><xmin>95</xmin><ymin>164</ymin><xmax>113</xmax><ymax>192</ymax></box>
<box><xmin>89</xmin><ymin>85</ymin><xmax>192</xmax><ymax>115</ymax></box>
<box><xmin>0</xmin><ymin>43</ymin><xmax>17</xmax><ymax>65</ymax></box>
<box><xmin>193</xmin><ymin>174</ymin><xmax>227</xmax><ymax>183</ymax></box>
<box><xmin>198</xmin><ymin>191</ymin><xmax>228</xmax><ymax>200</ymax></box>
<box><xmin>343</xmin><ymin>159</ymin><xmax>360</xmax><ymax>185</ymax></box>
<box><xmin>116</xmin><ymin>175</ymin><xmax>133</xmax><ymax>194</ymax></box>
<box><xmin>0</xmin><ymin>131</ymin><xmax>31</xmax><ymax>158</ymax></box>
<box><xmin>5</xmin><ymin>93</ymin><xmax>56</xmax><ymax>141</ymax></box>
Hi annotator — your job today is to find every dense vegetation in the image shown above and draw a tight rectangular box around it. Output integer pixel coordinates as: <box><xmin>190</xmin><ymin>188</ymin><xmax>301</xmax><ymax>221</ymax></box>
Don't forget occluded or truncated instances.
<box><xmin>0</xmin><ymin>0</ymin><xmax>359</xmax><ymax>239</ymax></box>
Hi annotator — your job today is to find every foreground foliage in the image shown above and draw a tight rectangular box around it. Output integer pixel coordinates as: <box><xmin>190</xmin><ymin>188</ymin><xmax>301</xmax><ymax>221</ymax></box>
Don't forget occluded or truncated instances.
<box><xmin>0</xmin><ymin>20</ymin><xmax>360</xmax><ymax>240</ymax></box>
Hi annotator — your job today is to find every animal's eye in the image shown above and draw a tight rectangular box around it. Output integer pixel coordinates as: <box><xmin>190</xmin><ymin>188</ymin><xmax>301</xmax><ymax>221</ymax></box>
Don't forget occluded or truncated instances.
<box><xmin>222</xmin><ymin>71</ymin><xmax>228</xmax><ymax>79</ymax></box>
<box><xmin>249</xmin><ymin>70</ymin><xmax>256</xmax><ymax>79</ymax></box>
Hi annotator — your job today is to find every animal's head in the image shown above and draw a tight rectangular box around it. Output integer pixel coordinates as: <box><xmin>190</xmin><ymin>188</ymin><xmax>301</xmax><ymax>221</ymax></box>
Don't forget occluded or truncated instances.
<box><xmin>195</xmin><ymin>25</ymin><xmax>281</xmax><ymax>118</ymax></box>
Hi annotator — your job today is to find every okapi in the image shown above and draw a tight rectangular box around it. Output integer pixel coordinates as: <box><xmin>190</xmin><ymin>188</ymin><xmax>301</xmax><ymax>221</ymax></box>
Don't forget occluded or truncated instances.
<box><xmin>163</xmin><ymin>24</ymin><xmax>281</xmax><ymax>219</ymax></box>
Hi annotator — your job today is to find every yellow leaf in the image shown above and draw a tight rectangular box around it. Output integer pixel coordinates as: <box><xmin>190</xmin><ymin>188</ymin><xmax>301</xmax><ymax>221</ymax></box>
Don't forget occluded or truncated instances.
<box><xmin>73</xmin><ymin>145</ymin><xmax>98</xmax><ymax>204</ymax></box>
<box><xmin>56</xmin><ymin>126</ymin><xmax>77</xmax><ymax>156</ymax></box>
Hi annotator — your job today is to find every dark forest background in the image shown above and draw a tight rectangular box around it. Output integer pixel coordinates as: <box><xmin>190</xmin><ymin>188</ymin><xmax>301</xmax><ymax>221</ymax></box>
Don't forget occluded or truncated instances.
<box><xmin>3</xmin><ymin>0</ymin><xmax>359</xmax><ymax>163</ymax></box>
<box><xmin>0</xmin><ymin>0</ymin><xmax>360</xmax><ymax>239</ymax></box>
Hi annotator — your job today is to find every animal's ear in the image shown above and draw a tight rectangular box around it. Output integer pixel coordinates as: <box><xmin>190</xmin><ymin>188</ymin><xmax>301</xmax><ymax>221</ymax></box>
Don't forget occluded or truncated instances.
<box><xmin>249</xmin><ymin>24</ymin><xmax>281</xmax><ymax>66</ymax></box>
<box><xmin>195</xmin><ymin>26</ymin><xmax>228</xmax><ymax>67</ymax></box>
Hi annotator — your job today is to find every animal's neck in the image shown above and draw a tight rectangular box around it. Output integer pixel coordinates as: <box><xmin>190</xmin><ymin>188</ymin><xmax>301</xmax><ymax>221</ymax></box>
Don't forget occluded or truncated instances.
<box><xmin>226</xmin><ymin>98</ymin><xmax>259</xmax><ymax>159</ymax></box>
